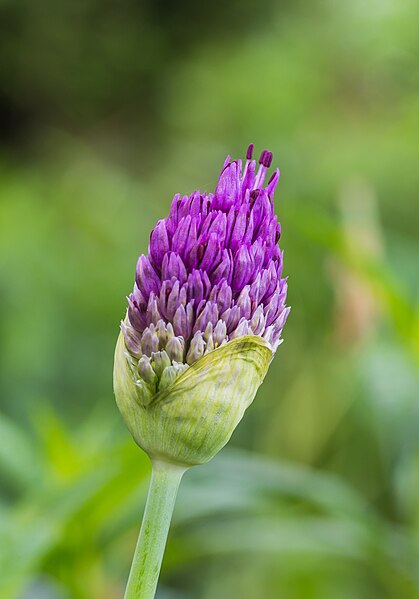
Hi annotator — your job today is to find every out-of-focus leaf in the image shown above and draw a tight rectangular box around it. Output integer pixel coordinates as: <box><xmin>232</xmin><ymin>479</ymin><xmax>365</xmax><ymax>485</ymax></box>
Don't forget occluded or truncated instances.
<box><xmin>0</xmin><ymin>412</ymin><xmax>42</xmax><ymax>490</ymax></box>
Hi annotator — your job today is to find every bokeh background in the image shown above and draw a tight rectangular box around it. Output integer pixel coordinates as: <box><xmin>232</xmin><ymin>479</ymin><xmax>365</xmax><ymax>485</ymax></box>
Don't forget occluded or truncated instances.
<box><xmin>1</xmin><ymin>1</ymin><xmax>419</xmax><ymax>597</ymax></box>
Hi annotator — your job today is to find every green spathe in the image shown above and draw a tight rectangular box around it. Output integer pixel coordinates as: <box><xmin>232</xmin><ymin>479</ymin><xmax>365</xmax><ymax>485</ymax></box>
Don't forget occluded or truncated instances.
<box><xmin>114</xmin><ymin>333</ymin><xmax>272</xmax><ymax>467</ymax></box>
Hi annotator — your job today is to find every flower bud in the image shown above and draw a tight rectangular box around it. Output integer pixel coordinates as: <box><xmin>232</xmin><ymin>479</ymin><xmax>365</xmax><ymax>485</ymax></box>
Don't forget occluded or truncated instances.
<box><xmin>114</xmin><ymin>145</ymin><xmax>290</xmax><ymax>467</ymax></box>
<box><xmin>114</xmin><ymin>330</ymin><xmax>272</xmax><ymax>465</ymax></box>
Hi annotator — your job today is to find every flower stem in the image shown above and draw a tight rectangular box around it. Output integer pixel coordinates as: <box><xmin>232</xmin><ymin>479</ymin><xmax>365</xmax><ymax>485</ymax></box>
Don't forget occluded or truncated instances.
<box><xmin>124</xmin><ymin>460</ymin><xmax>187</xmax><ymax>599</ymax></box>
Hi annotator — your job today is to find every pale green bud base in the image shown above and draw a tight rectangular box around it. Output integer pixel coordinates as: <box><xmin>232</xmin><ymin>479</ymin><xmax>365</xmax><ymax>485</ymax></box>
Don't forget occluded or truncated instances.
<box><xmin>124</xmin><ymin>459</ymin><xmax>187</xmax><ymax>599</ymax></box>
<box><xmin>114</xmin><ymin>332</ymin><xmax>272</xmax><ymax>467</ymax></box>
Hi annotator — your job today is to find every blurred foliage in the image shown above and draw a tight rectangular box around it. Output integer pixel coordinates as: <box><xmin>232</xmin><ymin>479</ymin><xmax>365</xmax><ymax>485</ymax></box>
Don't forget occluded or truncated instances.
<box><xmin>0</xmin><ymin>0</ymin><xmax>418</xmax><ymax>598</ymax></box>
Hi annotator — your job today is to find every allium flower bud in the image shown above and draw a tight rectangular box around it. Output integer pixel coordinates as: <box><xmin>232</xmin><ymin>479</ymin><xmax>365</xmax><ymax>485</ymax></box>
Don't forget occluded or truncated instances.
<box><xmin>114</xmin><ymin>146</ymin><xmax>290</xmax><ymax>467</ymax></box>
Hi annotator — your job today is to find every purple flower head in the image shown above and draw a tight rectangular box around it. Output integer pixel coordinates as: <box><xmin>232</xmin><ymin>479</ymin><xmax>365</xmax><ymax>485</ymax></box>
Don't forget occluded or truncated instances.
<box><xmin>122</xmin><ymin>146</ymin><xmax>290</xmax><ymax>396</ymax></box>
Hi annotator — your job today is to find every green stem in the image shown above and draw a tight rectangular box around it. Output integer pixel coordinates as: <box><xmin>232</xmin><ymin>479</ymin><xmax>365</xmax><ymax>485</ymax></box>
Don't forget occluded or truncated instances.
<box><xmin>124</xmin><ymin>460</ymin><xmax>187</xmax><ymax>599</ymax></box>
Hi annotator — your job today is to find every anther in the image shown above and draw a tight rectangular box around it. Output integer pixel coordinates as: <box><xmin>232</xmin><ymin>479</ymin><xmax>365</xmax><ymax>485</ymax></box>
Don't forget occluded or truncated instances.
<box><xmin>246</xmin><ymin>143</ymin><xmax>254</xmax><ymax>160</ymax></box>
<box><xmin>264</xmin><ymin>151</ymin><xmax>273</xmax><ymax>168</ymax></box>
<box><xmin>258</xmin><ymin>150</ymin><xmax>267</xmax><ymax>165</ymax></box>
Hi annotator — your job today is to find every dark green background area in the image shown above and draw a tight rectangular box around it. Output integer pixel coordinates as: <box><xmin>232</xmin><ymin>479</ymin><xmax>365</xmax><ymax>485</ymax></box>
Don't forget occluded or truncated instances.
<box><xmin>0</xmin><ymin>1</ymin><xmax>418</xmax><ymax>598</ymax></box>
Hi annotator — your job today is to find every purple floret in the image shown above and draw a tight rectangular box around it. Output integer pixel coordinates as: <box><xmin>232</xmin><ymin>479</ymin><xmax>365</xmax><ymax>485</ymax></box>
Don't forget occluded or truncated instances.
<box><xmin>122</xmin><ymin>146</ymin><xmax>290</xmax><ymax>389</ymax></box>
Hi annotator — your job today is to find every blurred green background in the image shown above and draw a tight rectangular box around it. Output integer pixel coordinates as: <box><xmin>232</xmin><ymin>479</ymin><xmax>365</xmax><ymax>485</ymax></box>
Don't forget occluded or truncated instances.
<box><xmin>1</xmin><ymin>0</ymin><xmax>418</xmax><ymax>597</ymax></box>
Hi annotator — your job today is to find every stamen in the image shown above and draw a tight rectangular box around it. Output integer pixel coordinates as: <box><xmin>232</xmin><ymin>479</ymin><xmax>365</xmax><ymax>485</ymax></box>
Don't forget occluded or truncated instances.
<box><xmin>264</xmin><ymin>151</ymin><xmax>273</xmax><ymax>168</ymax></box>
<box><xmin>242</xmin><ymin>144</ymin><xmax>255</xmax><ymax>190</ymax></box>
<box><xmin>253</xmin><ymin>149</ymin><xmax>272</xmax><ymax>189</ymax></box>
<box><xmin>246</xmin><ymin>143</ymin><xmax>254</xmax><ymax>161</ymax></box>
<box><xmin>258</xmin><ymin>150</ymin><xmax>267</xmax><ymax>165</ymax></box>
